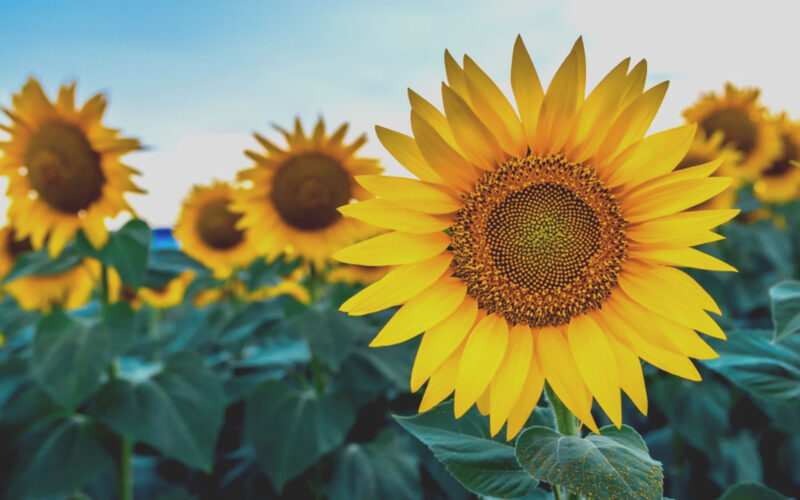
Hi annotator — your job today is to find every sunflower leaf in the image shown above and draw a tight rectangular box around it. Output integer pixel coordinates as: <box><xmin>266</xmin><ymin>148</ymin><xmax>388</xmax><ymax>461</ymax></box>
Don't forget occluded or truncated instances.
<box><xmin>770</xmin><ymin>281</ymin><xmax>800</xmax><ymax>343</ymax></box>
<box><xmin>77</xmin><ymin>218</ymin><xmax>152</xmax><ymax>288</ymax></box>
<box><xmin>514</xmin><ymin>425</ymin><xmax>663</xmax><ymax>500</ymax></box>
<box><xmin>717</xmin><ymin>481</ymin><xmax>790</xmax><ymax>500</ymax></box>
<box><xmin>292</xmin><ymin>307</ymin><xmax>371</xmax><ymax>371</ymax></box>
<box><xmin>244</xmin><ymin>378</ymin><xmax>356</xmax><ymax>493</ymax></box>
<box><xmin>92</xmin><ymin>352</ymin><xmax>225</xmax><ymax>472</ymax></box>
<box><xmin>394</xmin><ymin>400</ymin><xmax>540</xmax><ymax>498</ymax></box>
<box><xmin>702</xmin><ymin>329</ymin><xmax>800</xmax><ymax>405</ymax></box>
<box><xmin>2</xmin><ymin>243</ymin><xmax>83</xmax><ymax>282</ymax></box>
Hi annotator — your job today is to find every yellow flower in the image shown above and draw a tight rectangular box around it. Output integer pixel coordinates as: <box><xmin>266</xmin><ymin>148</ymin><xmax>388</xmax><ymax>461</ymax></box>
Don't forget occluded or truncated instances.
<box><xmin>107</xmin><ymin>268</ymin><xmax>194</xmax><ymax>309</ymax></box>
<box><xmin>0</xmin><ymin>78</ymin><xmax>143</xmax><ymax>258</ymax></box>
<box><xmin>173</xmin><ymin>182</ymin><xmax>258</xmax><ymax>279</ymax></box>
<box><xmin>193</xmin><ymin>278</ymin><xmax>310</xmax><ymax>308</ymax></box>
<box><xmin>335</xmin><ymin>37</ymin><xmax>737</xmax><ymax>439</ymax></box>
<box><xmin>327</xmin><ymin>264</ymin><xmax>391</xmax><ymax>286</ymax></box>
<box><xmin>0</xmin><ymin>225</ymin><xmax>98</xmax><ymax>311</ymax></box>
<box><xmin>676</xmin><ymin>131</ymin><xmax>742</xmax><ymax>210</ymax></box>
<box><xmin>753</xmin><ymin>114</ymin><xmax>800</xmax><ymax>203</ymax></box>
<box><xmin>683</xmin><ymin>83</ymin><xmax>780</xmax><ymax>180</ymax></box>
<box><xmin>232</xmin><ymin>117</ymin><xmax>382</xmax><ymax>268</ymax></box>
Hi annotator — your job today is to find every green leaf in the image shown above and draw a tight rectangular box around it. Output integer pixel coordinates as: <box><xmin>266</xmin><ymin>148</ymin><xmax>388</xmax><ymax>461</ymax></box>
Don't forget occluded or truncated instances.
<box><xmin>242</xmin><ymin>255</ymin><xmax>302</xmax><ymax>291</ymax></box>
<box><xmin>703</xmin><ymin>329</ymin><xmax>800</xmax><ymax>405</ymax></box>
<box><xmin>515</xmin><ymin>425</ymin><xmax>663</xmax><ymax>500</ymax></box>
<box><xmin>144</xmin><ymin>248</ymin><xmax>208</xmax><ymax>288</ymax></box>
<box><xmin>78</xmin><ymin>218</ymin><xmax>152</xmax><ymax>288</ymax></box>
<box><xmin>330</xmin><ymin>428</ymin><xmax>421</xmax><ymax>500</ymax></box>
<box><xmin>216</xmin><ymin>301</ymin><xmax>283</xmax><ymax>343</ymax></box>
<box><xmin>93</xmin><ymin>352</ymin><xmax>225</xmax><ymax>471</ymax></box>
<box><xmin>244</xmin><ymin>379</ymin><xmax>356</xmax><ymax>492</ymax></box>
<box><xmin>6</xmin><ymin>413</ymin><xmax>112</xmax><ymax>498</ymax></box>
<box><xmin>31</xmin><ymin>312</ymin><xmax>116</xmax><ymax>409</ymax></box>
<box><xmin>2</xmin><ymin>243</ymin><xmax>83</xmax><ymax>283</ymax></box>
<box><xmin>709</xmin><ymin>431</ymin><xmax>763</xmax><ymax>488</ymax></box>
<box><xmin>292</xmin><ymin>308</ymin><xmax>370</xmax><ymax>371</ymax></box>
<box><xmin>770</xmin><ymin>281</ymin><xmax>800</xmax><ymax>343</ymax></box>
<box><xmin>394</xmin><ymin>400</ymin><xmax>539</xmax><ymax>498</ymax></box>
<box><xmin>717</xmin><ymin>482</ymin><xmax>789</xmax><ymax>500</ymax></box>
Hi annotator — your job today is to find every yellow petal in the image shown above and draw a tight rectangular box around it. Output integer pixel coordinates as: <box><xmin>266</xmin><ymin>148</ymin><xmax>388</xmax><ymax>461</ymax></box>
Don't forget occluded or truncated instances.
<box><xmin>410</xmin><ymin>298</ymin><xmax>478</xmax><ymax>392</ymax></box>
<box><xmin>631</xmin><ymin>247</ymin><xmax>737</xmax><ymax>273</ymax></box>
<box><xmin>411</xmin><ymin>111</ymin><xmax>478</xmax><ymax>192</ymax></box>
<box><xmin>604</xmin><ymin>331</ymin><xmax>648</xmax><ymax>416</ymax></box>
<box><xmin>623</xmin><ymin>177</ymin><xmax>733</xmax><ymax>222</ymax></box>
<box><xmin>489</xmin><ymin>324</ymin><xmax>533</xmax><ymax>436</ymax></box>
<box><xmin>419</xmin><ymin>343</ymin><xmax>463</xmax><ymax>413</ymax></box>
<box><xmin>649</xmin><ymin>316</ymin><xmax>719</xmax><ymax>360</ymax></box>
<box><xmin>511</xmin><ymin>35</ymin><xmax>544</xmax><ymax>148</ymax></box>
<box><xmin>506</xmin><ymin>344</ymin><xmax>545</xmax><ymax>440</ymax></box>
<box><xmin>536</xmin><ymin>327</ymin><xmax>599</xmax><ymax>433</ymax></box>
<box><xmin>603</xmin><ymin>124</ymin><xmax>696</xmax><ymax>187</ymax></box>
<box><xmin>454</xmin><ymin>314</ymin><xmax>509</xmax><ymax>417</ymax></box>
<box><xmin>355</xmin><ymin>175</ymin><xmax>461</xmax><ymax>214</ymax></box>
<box><xmin>81</xmin><ymin>214</ymin><xmax>109</xmax><ymax>250</ymax></box>
<box><xmin>333</xmin><ymin>231</ymin><xmax>450</xmax><ymax>266</ymax></box>
<box><xmin>444</xmin><ymin>50</ymin><xmax>470</xmax><ymax>103</ymax></box>
<box><xmin>341</xmin><ymin>253</ymin><xmax>454</xmax><ymax>316</ymax></box>
<box><xmin>568</xmin><ymin>315</ymin><xmax>622</xmax><ymax>428</ymax></box>
<box><xmin>476</xmin><ymin>386</ymin><xmax>492</xmax><ymax>416</ymax></box>
<box><xmin>408</xmin><ymin>89</ymin><xmax>459</xmax><ymax>150</ymax></box>
<box><xmin>534</xmin><ymin>38</ymin><xmax>585</xmax><ymax>154</ymax></box>
<box><xmin>622</xmin><ymin>159</ymin><xmax>722</xmax><ymax>202</ymax></box>
<box><xmin>627</xmin><ymin>209</ymin><xmax>739</xmax><ymax>236</ymax></box>
<box><xmin>463</xmin><ymin>55</ymin><xmax>526</xmax><ymax>156</ymax></box>
<box><xmin>619</xmin><ymin>60</ymin><xmax>647</xmax><ymax>110</ymax></box>
<box><xmin>441</xmin><ymin>84</ymin><xmax>505</xmax><ymax>170</ymax></box>
<box><xmin>370</xmin><ymin>277</ymin><xmax>466</xmax><ymax>347</ymax></box>
<box><xmin>375</xmin><ymin>126</ymin><xmax>443</xmax><ymax>183</ymax></box>
<box><xmin>338</xmin><ymin>199</ymin><xmax>452</xmax><ymax>234</ymax></box>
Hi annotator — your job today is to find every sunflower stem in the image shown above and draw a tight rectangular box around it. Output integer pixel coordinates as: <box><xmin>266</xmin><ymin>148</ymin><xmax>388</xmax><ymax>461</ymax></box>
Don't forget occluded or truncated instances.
<box><xmin>545</xmin><ymin>383</ymin><xmax>582</xmax><ymax>500</ymax></box>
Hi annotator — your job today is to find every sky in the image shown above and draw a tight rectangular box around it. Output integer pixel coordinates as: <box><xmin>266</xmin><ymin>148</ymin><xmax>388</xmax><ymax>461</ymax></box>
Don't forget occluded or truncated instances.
<box><xmin>1</xmin><ymin>0</ymin><xmax>798</xmax><ymax>227</ymax></box>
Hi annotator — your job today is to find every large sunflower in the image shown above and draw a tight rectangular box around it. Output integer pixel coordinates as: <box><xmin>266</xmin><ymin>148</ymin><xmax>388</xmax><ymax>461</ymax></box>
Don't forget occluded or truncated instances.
<box><xmin>675</xmin><ymin>131</ymin><xmax>742</xmax><ymax>210</ymax></box>
<box><xmin>0</xmin><ymin>78</ymin><xmax>143</xmax><ymax>258</ymax></box>
<box><xmin>0</xmin><ymin>225</ymin><xmax>98</xmax><ymax>311</ymax></box>
<box><xmin>683</xmin><ymin>83</ymin><xmax>780</xmax><ymax>180</ymax></box>
<box><xmin>232</xmin><ymin>118</ymin><xmax>382</xmax><ymax>268</ymax></box>
<box><xmin>174</xmin><ymin>182</ymin><xmax>258</xmax><ymax>279</ymax></box>
<box><xmin>335</xmin><ymin>37</ymin><xmax>737</xmax><ymax>439</ymax></box>
<box><xmin>753</xmin><ymin>114</ymin><xmax>800</xmax><ymax>203</ymax></box>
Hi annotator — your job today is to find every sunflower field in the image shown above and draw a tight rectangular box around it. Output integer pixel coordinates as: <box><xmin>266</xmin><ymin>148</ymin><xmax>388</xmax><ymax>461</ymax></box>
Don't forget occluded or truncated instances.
<box><xmin>0</xmin><ymin>7</ymin><xmax>799</xmax><ymax>500</ymax></box>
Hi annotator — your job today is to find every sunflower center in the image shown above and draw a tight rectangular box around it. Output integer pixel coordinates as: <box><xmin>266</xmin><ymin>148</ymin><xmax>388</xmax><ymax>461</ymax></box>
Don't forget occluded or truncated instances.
<box><xmin>24</xmin><ymin>121</ymin><xmax>105</xmax><ymax>213</ymax></box>
<box><xmin>270</xmin><ymin>153</ymin><xmax>352</xmax><ymax>230</ymax></box>
<box><xmin>196</xmin><ymin>198</ymin><xmax>245</xmax><ymax>250</ymax></box>
<box><xmin>700</xmin><ymin>109</ymin><xmax>757</xmax><ymax>155</ymax></box>
<box><xmin>451</xmin><ymin>154</ymin><xmax>628</xmax><ymax>328</ymax></box>
<box><xmin>762</xmin><ymin>133</ymin><xmax>799</xmax><ymax>178</ymax></box>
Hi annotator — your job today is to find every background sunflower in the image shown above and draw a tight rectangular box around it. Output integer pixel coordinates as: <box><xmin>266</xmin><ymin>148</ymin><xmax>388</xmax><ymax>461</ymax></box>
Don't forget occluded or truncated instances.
<box><xmin>232</xmin><ymin>118</ymin><xmax>382</xmax><ymax>268</ymax></box>
<box><xmin>676</xmin><ymin>130</ymin><xmax>742</xmax><ymax>210</ymax></box>
<box><xmin>0</xmin><ymin>78</ymin><xmax>144</xmax><ymax>257</ymax></box>
<box><xmin>753</xmin><ymin>114</ymin><xmax>800</xmax><ymax>203</ymax></box>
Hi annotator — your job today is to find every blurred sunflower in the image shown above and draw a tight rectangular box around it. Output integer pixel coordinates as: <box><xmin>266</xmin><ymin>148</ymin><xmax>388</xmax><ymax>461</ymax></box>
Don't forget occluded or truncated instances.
<box><xmin>328</xmin><ymin>264</ymin><xmax>390</xmax><ymax>286</ymax></box>
<box><xmin>683</xmin><ymin>83</ymin><xmax>780</xmax><ymax>180</ymax></box>
<box><xmin>193</xmin><ymin>278</ymin><xmax>310</xmax><ymax>308</ymax></box>
<box><xmin>174</xmin><ymin>182</ymin><xmax>258</xmax><ymax>279</ymax></box>
<box><xmin>232</xmin><ymin>118</ymin><xmax>382</xmax><ymax>268</ymax></box>
<box><xmin>0</xmin><ymin>225</ymin><xmax>97</xmax><ymax>311</ymax></box>
<box><xmin>753</xmin><ymin>114</ymin><xmax>800</xmax><ymax>203</ymax></box>
<box><xmin>0</xmin><ymin>78</ymin><xmax>143</xmax><ymax>258</ymax></box>
<box><xmin>675</xmin><ymin>131</ymin><xmax>742</xmax><ymax>210</ymax></box>
<box><xmin>108</xmin><ymin>269</ymin><xmax>195</xmax><ymax>309</ymax></box>
<box><xmin>335</xmin><ymin>37</ymin><xmax>737</xmax><ymax>439</ymax></box>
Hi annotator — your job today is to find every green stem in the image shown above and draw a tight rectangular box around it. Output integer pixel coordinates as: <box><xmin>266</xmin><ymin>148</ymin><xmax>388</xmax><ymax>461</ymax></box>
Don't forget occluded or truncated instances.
<box><xmin>310</xmin><ymin>356</ymin><xmax>326</xmax><ymax>394</ymax></box>
<box><xmin>545</xmin><ymin>383</ymin><xmax>582</xmax><ymax>500</ymax></box>
<box><xmin>307</xmin><ymin>265</ymin><xmax>323</xmax><ymax>303</ymax></box>
<box><xmin>118</xmin><ymin>437</ymin><xmax>133</xmax><ymax>500</ymax></box>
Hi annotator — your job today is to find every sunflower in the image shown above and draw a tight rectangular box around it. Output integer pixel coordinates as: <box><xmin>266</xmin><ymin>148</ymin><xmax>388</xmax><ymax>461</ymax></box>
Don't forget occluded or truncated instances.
<box><xmin>108</xmin><ymin>268</ymin><xmax>194</xmax><ymax>309</ymax></box>
<box><xmin>753</xmin><ymin>114</ymin><xmax>800</xmax><ymax>203</ymax></box>
<box><xmin>192</xmin><ymin>278</ymin><xmax>310</xmax><ymax>308</ymax></box>
<box><xmin>683</xmin><ymin>83</ymin><xmax>780</xmax><ymax>180</ymax></box>
<box><xmin>0</xmin><ymin>78</ymin><xmax>143</xmax><ymax>258</ymax></box>
<box><xmin>174</xmin><ymin>182</ymin><xmax>258</xmax><ymax>279</ymax></box>
<box><xmin>675</xmin><ymin>131</ymin><xmax>742</xmax><ymax>210</ymax></box>
<box><xmin>232</xmin><ymin>117</ymin><xmax>382</xmax><ymax>268</ymax></box>
<box><xmin>328</xmin><ymin>264</ymin><xmax>391</xmax><ymax>286</ymax></box>
<box><xmin>0</xmin><ymin>225</ymin><xmax>98</xmax><ymax>311</ymax></box>
<box><xmin>334</xmin><ymin>37</ymin><xmax>737</xmax><ymax>440</ymax></box>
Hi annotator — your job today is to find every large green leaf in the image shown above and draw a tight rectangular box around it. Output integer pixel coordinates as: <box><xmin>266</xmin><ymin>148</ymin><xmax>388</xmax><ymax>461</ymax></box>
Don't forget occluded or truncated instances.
<box><xmin>330</xmin><ymin>428</ymin><xmax>421</xmax><ymax>500</ymax></box>
<box><xmin>515</xmin><ymin>425</ymin><xmax>663</xmax><ymax>500</ymax></box>
<box><xmin>31</xmin><ymin>312</ymin><xmax>116</xmax><ymax>409</ymax></box>
<box><xmin>6</xmin><ymin>413</ymin><xmax>112</xmax><ymax>498</ymax></box>
<box><xmin>78</xmin><ymin>218</ymin><xmax>152</xmax><ymax>288</ymax></box>
<box><xmin>242</xmin><ymin>255</ymin><xmax>302</xmax><ymax>291</ymax></box>
<box><xmin>216</xmin><ymin>301</ymin><xmax>283</xmax><ymax>344</ymax></box>
<box><xmin>717</xmin><ymin>482</ymin><xmax>789</xmax><ymax>500</ymax></box>
<box><xmin>395</xmin><ymin>400</ymin><xmax>539</xmax><ymax>498</ymax></box>
<box><xmin>93</xmin><ymin>352</ymin><xmax>225</xmax><ymax>471</ymax></box>
<box><xmin>292</xmin><ymin>307</ymin><xmax>370</xmax><ymax>371</ymax></box>
<box><xmin>244</xmin><ymin>379</ymin><xmax>356</xmax><ymax>492</ymax></box>
<box><xmin>2</xmin><ymin>243</ymin><xmax>83</xmax><ymax>283</ymax></box>
<box><xmin>770</xmin><ymin>281</ymin><xmax>800</xmax><ymax>343</ymax></box>
<box><xmin>703</xmin><ymin>329</ymin><xmax>800</xmax><ymax>405</ymax></box>
<box><xmin>709</xmin><ymin>431</ymin><xmax>763</xmax><ymax>488</ymax></box>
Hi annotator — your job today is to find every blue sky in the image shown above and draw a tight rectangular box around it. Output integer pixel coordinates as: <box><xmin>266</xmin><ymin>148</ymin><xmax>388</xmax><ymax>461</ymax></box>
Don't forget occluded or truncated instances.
<box><xmin>1</xmin><ymin>0</ymin><xmax>798</xmax><ymax>225</ymax></box>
